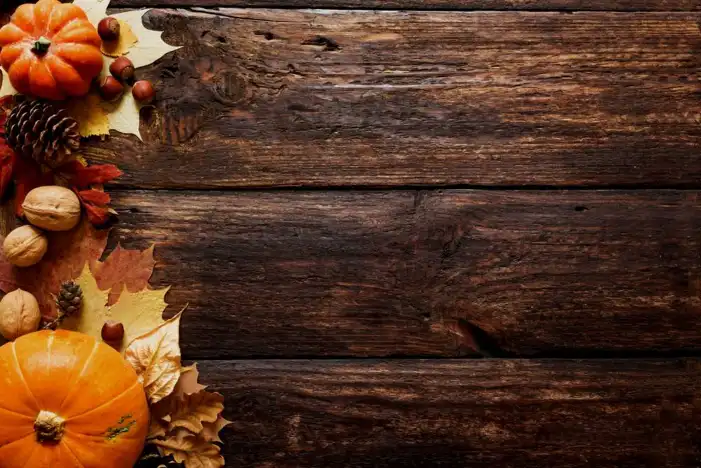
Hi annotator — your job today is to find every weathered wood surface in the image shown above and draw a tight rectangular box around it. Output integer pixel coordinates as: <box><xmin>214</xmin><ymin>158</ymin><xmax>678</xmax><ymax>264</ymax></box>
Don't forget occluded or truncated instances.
<box><xmin>112</xmin><ymin>189</ymin><xmax>701</xmax><ymax>359</ymax></box>
<box><xmin>202</xmin><ymin>359</ymin><xmax>701</xmax><ymax>467</ymax></box>
<box><xmin>75</xmin><ymin>9</ymin><xmax>701</xmax><ymax>189</ymax></box>
<box><xmin>109</xmin><ymin>0</ymin><xmax>701</xmax><ymax>10</ymax></box>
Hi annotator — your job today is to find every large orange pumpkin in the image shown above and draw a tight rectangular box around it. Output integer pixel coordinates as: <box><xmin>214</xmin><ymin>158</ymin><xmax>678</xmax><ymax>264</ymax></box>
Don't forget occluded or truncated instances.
<box><xmin>0</xmin><ymin>0</ymin><xmax>103</xmax><ymax>100</ymax></box>
<box><xmin>0</xmin><ymin>330</ymin><xmax>149</xmax><ymax>467</ymax></box>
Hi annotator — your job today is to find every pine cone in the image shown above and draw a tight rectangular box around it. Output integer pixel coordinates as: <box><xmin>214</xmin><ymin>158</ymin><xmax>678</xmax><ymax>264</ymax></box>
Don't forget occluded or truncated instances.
<box><xmin>5</xmin><ymin>100</ymin><xmax>80</xmax><ymax>168</ymax></box>
<box><xmin>56</xmin><ymin>281</ymin><xmax>82</xmax><ymax>317</ymax></box>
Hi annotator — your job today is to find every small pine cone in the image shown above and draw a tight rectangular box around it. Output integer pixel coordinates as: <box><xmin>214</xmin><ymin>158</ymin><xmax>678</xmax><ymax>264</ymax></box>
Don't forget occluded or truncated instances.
<box><xmin>5</xmin><ymin>100</ymin><xmax>80</xmax><ymax>168</ymax></box>
<box><xmin>56</xmin><ymin>281</ymin><xmax>83</xmax><ymax>317</ymax></box>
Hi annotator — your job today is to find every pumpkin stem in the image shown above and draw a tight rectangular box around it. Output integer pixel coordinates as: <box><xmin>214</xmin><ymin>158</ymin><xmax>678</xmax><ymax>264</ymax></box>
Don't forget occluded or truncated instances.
<box><xmin>34</xmin><ymin>410</ymin><xmax>65</xmax><ymax>443</ymax></box>
<box><xmin>32</xmin><ymin>37</ymin><xmax>51</xmax><ymax>55</ymax></box>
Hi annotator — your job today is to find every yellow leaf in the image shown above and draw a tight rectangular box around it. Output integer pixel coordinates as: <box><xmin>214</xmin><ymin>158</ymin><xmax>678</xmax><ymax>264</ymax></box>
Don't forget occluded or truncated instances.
<box><xmin>0</xmin><ymin>69</ymin><xmax>17</xmax><ymax>98</ymax></box>
<box><xmin>64</xmin><ymin>93</ymin><xmax>110</xmax><ymax>137</ymax></box>
<box><xmin>168</xmin><ymin>390</ymin><xmax>224</xmax><ymax>434</ymax></box>
<box><xmin>125</xmin><ymin>312</ymin><xmax>182</xmax><ymax>404</ymax></box>
<box><xmin>101</xmin><ymin>20</ymin><xmax>138</xmax><ymax>57</ymax></box>
<box><xmin>62</xmin><ymin>264</ymin><xmax>109</xmax><ymax>338</ymax></box>
<box><xmin>154</xmin><ymin>431</ymin><xmax>225</xmax><ymax>468</ymax></box>
<box><xmin>108</xmin><ymin>286</ymin><xmax>170</xmax><ymax>354</ymax></box>
<box><xmin>112</xmin><ymin>9</ymin><xmax>181</xmax><ymax>69</ymax></box>
<box><xmin>101</xmin><ymin>90</ymin><xmax>144</xmax><ymax>140</ymax></box>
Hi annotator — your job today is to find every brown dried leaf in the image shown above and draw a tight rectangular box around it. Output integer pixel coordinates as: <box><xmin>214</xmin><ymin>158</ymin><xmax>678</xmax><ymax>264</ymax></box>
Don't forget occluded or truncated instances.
<box><xmin>174</xmin><ymin>364</ymin><xmax>207</xmax><ymax>398</ymax></box>
<box><xmin>126</xmin><ymin>312</ymin><xmax>182</xmax><ymax>404</ymax></box>
<box><xmin>201</xmin><ymin>416</ymin><xmax>232</xmax><ymax>444</ymax></box>
<box><xmin>94</xmin><ymin>244</ymin><xmax>156</xmax><ymax>305</ymax></box>
<box><xmin>168</xmin><ymin>390</ymin><xmax>224</xmax><ymax>434</ymax></box>
<box><xmin>154</xmin><ymin>431</ymin><xmax>225</xmax><ymax>468</ymax></box>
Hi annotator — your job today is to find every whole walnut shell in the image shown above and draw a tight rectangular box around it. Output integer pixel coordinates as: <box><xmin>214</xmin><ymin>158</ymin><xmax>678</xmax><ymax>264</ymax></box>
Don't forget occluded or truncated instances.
<box><xmin>3</xmin><ymin>225</ymin><xmax>48</xmax><ymax>267</ymax></box>
<box><xmin>23</xmin><ymin>186</ymin><xmax>81</xmax><ymax>232</ymax></box>
<box><xmin>0</xmin><ymin>289</ymin><xmax>41</xmax><ymax>340</ymax></box>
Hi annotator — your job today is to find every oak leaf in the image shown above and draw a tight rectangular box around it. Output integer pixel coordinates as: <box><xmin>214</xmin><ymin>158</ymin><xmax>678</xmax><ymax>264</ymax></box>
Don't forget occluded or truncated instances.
<box><xmin>125</xmin><ymin>312</ymin><xmax>183</xmax><ymax>404</ymax></box>
<box><xmin>154</xmin><ymin>430</ymin><xmax>225</xmax><ymax>468</ymax></box>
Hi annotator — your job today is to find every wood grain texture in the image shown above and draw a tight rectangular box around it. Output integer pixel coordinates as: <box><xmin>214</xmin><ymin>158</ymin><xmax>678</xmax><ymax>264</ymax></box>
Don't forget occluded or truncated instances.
<box><xmin>107</xmin><ymin>0</ymin><xmax>701</xmax><ymax>10</ymax></box>
<box><xmin>77</xmin><ymin>9</ymin><xmax>701</xmax><ymax>189</ymax></box>
<box><xmin>113</xmin><ymin>189</ymin><xmax>701</xmax><ymax>359</ymax></box>
<box><xmin>201</xmin><ymin>359</ymin><xmax>701</xmax><ymax>467</ymax></box>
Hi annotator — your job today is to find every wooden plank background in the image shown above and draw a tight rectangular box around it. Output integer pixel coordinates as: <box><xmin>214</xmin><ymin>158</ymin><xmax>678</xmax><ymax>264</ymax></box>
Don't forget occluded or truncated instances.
<box><xmin>84</xmin><ymin>9</ymin><xmax>701</xmax><ymax>188</ymax></box>
<box><xmin>6</xmin><ymin>0</ymin><xmax>701</xmax><ymax>465</ymax></box>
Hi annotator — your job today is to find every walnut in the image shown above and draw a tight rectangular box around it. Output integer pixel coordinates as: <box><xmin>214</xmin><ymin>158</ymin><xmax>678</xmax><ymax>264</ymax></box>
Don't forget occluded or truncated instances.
<box><xmin>3</xmin><ymin>225</ymin><xmax>48</xmax><ymax>267</ymax></box>
<box><xmin>23</xmin><ymin>186</ymin><xmax>81</xmax><ymax>231</ymax></box>
<box><xmin>0</xmin><ymin>289</ymin><xmax>41</xmax><ymax>340</ymax></box>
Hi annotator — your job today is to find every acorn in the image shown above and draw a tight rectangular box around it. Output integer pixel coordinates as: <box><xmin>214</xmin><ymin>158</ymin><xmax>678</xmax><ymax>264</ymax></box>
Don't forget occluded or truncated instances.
<box><xmin>132</xmin><ymin>80</ymin><xmax>155</xmax><ymax>104</ymax></box>
<box><xmin>101</xmin><ymin>320</ymin><xmax>125</xmax><ymax>345</ymax></box>
<box><xmin>109</xmin><ymin>56</ymin><xmax>135</xmax><ymax>83</ymax></box>
<box><xmin>98</xmin><ymin>17</ymin><xmax>121</xmax><ymax>42</ymax></box>
<box><xmin>99</xmin><ymin>76</ymin><xmax>124</xmax><ymax>101</ymax></box>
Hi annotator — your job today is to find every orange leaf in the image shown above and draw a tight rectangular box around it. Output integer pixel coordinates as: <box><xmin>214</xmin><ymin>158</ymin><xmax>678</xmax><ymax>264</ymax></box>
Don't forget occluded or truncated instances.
<box><xmin>94</xmin><ymin>244</ymin><xmax>156</xmax><ymax>305</ymax></box>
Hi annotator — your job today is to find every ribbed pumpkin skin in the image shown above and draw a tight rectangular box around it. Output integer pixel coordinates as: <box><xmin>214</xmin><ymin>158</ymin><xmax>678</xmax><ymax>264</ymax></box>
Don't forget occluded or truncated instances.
<box><xmin>0</xmin><ymin>330</ymin><xmax>149</xmax><ymax>468</ymax></box>
<box><xmin>0</xmin><ymin>0</ymin><xmax>103</xmax><ymax>100</ymax></box>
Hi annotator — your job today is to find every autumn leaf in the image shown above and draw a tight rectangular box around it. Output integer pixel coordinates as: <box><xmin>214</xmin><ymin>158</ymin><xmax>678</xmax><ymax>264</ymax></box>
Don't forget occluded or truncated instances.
<box><xmin>101</xmin><ymin>89</ymin><xmax>145</xmax><ymax>140</ymax></box>
<box><xmin>64</xmin><ymin>93</ymin><xmax>110</xmax><ymax>137</ymax></box>
<box><xmin>111</xmin><ymin>9</ymin><xmax>181</xmax><ymax>69</ymax></box>
<box><xmin>201</xmin><ymin>416</ymin><xmax>232</xmax><ymax>444</ymax></box>
<box><xmin>94</xmin><ymin>244</ymin><xmax>156</xmax><ymax>305</ymax></box>
<box><xmin>125</xmin><ymin>312</ymin><xmax>182</xmax><ymax>404</ymax></box>
<box><xmin>153</xmin><ymin>430</ymin><xmax>225</xmax><ymax>468</ymax></box>
<box><xmin>108</xmin><ymin>286</ymin><xmax>170</xmax><ymax>354</ymax></box>
<box><xmin>173</xmin><ymin>364</ymin><xmax>207</xmax><ymax>398</ymax></box>
<box><xmin>168</xmin><ymin>391</ymin><xmax>224</xmax><ymax>434</ymax></box>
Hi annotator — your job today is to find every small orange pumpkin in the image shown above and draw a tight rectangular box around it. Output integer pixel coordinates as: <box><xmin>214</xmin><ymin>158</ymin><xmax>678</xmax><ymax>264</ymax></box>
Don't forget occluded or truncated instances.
<box><xmin>0</xmin><ymin>0</ymin><xmax>103</xmax><ymax>100</ymax></box>
<box><xmin>0</xmin><ymin>330</ymin><xmax>149</xmax><ymax>467</ymax></box>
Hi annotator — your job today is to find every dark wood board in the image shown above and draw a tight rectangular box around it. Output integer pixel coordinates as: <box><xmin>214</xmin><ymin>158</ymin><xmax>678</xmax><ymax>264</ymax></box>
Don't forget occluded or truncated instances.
<box><xmin>74</xmin><ymin>9</ymin><xmax>701</xmax><ymax>189</ymax></box>
<box><xmin>113</xmin><ymin>189</ymin><xmax>701</xmax><ymax>359</ymax></box>
<box><xmin>202</xmin><ymin>358</ymin><xmax>701</xmax><ymax>467</ymax></box>
<box><xmin>108</xmin><ymin>0</ymin><xmax>701</xmax><ymax>10</ymax></box>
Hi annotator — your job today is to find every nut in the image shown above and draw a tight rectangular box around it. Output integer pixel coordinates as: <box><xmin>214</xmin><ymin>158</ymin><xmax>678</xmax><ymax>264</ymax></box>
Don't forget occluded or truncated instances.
<box><xmin>99</xmin><ymin>76</ymin><xmax>124</xmax><ymax>101</ymax></box>
<box><xmin>109</xmin><ymin>56</ymin><xmax>135</xmax><ymax>82</ymax></box>
<box><xmin>98</xmin><ymin>17</ymin><xmax>121</xmax><ymax>42</ymax></box>
<box><xmin>23</xmin><ymin>186</ymin><xmax>81</xmax><ymax>232</ymax></box>
<box><xmin>101</xmin><ymin>320</ymin><xmax>125</xmax><ymax>344</ymax></box>
<box><xmin>3</xmin><ymin>225</ymin><xmax>48</xmax><ymax>267</ymax></box>
<box><xmin>0</xmin><ymin>289</ymin><xmax>40</xmax><ymax>340</ymax></box>
<box><xmin>132</xmin><ymin>80</ymin><xmax>155</xmax><ymax>104</ymax></box>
